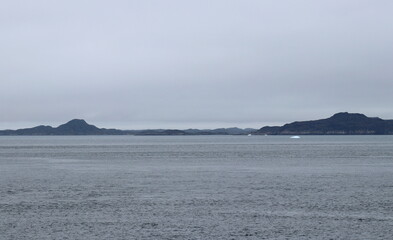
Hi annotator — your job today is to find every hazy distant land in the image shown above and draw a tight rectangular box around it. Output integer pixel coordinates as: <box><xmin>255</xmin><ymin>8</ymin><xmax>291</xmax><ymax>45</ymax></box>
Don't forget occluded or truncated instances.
<box><xmin>1</xmin><ymin>112</ymin><xmax>393</xmax><ymax>135</ymax></box>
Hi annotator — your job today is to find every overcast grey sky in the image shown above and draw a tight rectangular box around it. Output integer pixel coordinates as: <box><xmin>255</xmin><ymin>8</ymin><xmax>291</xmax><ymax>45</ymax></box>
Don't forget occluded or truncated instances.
<box><xmin>1</xmin><ymin>0</ymin><xmax>393</xmax><ymax>129</ymax></box>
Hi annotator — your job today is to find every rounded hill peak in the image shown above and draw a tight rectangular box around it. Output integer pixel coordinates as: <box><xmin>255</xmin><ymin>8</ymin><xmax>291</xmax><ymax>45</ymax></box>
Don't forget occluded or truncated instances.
<box><xmin>66</xmin><ymin>119</ymin><xmax>89</xmax><ymax>125</ymax></box>
<box><xmin>56</xmin><ymin>119</ymin><xmax>100</xmax><ymax>134</ymax></box>
<box><xmin>330</xmin><ymin>112</ymin><xmax>367</xmax><ymax>120</ymax></box>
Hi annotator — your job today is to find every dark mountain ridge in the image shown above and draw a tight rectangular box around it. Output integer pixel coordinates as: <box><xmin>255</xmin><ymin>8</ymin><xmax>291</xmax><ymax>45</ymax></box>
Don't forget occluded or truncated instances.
<box><xmin>255</xmin><ymin>112</ymin><xmax>393</xmax><ymax>135</ymax></box>
<box><xmin>0</xmin><ymin>119</ymin><xmax>124</xmax><ymax>135</ymax></box>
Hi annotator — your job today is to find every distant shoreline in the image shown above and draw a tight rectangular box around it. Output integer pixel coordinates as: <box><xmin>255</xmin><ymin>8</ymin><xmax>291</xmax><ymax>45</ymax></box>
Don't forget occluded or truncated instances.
<box><xmin>1</xmin><ymin>112</ymin><xmax>393</xmax><ymax>136</ymax></box>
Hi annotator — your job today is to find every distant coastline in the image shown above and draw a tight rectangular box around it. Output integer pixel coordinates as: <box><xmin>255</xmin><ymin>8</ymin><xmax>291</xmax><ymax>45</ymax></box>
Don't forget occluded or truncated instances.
<box><xmin>0</xmin><ymin>119</ymin><xmax>256</xmax><ymax>136</ymax></box>
<box><xmin>1</xmin><ymin>112</ymin><xmax>393</xmax><ymax>135</ymax></box>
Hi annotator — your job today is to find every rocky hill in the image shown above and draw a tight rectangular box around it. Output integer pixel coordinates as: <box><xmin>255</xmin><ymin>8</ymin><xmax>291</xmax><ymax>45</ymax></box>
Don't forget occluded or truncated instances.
<box><xmin>255</xmin><ymin>112</ymin><xmax>393</xmax><ymax>135</ymax></box>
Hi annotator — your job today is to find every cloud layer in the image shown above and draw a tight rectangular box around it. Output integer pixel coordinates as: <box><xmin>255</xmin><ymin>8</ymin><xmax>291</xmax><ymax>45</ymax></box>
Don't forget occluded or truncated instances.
<box><xmin>1</xmin><ymin>0</ymin><xmax>393</xmax><ymax>129</ymax></box>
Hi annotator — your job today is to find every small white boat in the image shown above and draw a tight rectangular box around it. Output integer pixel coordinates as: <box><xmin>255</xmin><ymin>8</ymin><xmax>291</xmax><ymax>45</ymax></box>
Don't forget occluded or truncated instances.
<box><xmin>247</xmin><ymin>134</ymin><xmax>252</xmax><ymax>136</ymax></box>
<box><xmin>290</xmin><ymin>136</ymin><xmax>300</xmax><ymax>139</ymax></box>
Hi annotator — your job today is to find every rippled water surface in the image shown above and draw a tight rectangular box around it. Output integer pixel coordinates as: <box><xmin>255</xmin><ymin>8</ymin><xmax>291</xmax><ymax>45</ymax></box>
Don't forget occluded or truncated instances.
<box><xmin>1</xmin><ymin>135</ymin><xmax>392</xmax><ymax>239</ymax></box>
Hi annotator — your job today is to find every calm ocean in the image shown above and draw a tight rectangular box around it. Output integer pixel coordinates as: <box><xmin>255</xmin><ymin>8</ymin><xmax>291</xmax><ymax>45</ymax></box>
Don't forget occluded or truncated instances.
<box><xmin>1</xmin><ymin>135</ymin><xmax>392</xmax><ymax>239</ymax></box>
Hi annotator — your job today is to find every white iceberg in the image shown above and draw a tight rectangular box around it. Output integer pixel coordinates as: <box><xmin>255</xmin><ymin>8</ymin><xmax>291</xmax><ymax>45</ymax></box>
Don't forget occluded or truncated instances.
<box><xmin>290</xmin><ymin>136</ymin><xmax>300</xmax><ymax>139</ymax></box>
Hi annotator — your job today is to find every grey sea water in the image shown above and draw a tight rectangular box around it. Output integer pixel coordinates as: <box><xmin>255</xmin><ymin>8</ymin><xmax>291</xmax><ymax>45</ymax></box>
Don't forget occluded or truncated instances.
<box><xmin>0</xmin><ymin>135</ymin><xmax>392</xmax><ymax>240</ymax></box>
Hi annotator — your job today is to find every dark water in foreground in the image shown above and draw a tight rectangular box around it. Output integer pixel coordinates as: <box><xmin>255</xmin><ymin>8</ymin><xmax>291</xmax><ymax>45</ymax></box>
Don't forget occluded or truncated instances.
<box><xmin>0</xmin><ymin>135</ymin><xmax>392</xmax><ymax>240</ymax></box>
